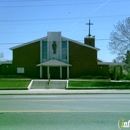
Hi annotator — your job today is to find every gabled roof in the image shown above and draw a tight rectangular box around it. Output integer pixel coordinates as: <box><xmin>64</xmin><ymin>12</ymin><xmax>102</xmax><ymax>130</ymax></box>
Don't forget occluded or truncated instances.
<box><xmin>0</xmin><ymin>60</ymin><xmax>12</xmax><ymax>65</ymax></box>
<box><xmin>37</xmin><ymin>59</ymin><xmax>72</xmax><ymax>66</ymax></box>
<box><xmin>62</xmin><ymin>36</ymin><xmax>100</xmax><ymax>51</ymax></box>
<box><xmin>10</xmin><ymin>36</ymin><xmax>47</xmax><ymax>50</ymax></box>
<box><xmin>10</xmin><ymin>34</ymin><xmax>100</xmax><ymax>51</ymax></box>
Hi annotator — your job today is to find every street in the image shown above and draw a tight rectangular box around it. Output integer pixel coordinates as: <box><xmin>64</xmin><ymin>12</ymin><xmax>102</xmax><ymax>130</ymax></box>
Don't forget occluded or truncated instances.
<box><xmin>0</xmin><ymin>94</ymin><xmax>130</xmax><ymax>130</ymax></box>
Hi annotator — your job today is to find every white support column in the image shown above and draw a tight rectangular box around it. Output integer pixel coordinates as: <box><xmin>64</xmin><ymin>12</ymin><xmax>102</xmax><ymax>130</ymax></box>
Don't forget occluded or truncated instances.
<box><xmin>60</xmin><ymin>66</ymin><xmax>62</xmax><ymax>79</ymax></box>
<box><xmin>47</xmin><ymin>66</ymin><xmax>50</xmax><ymax>79</ymax></box>
<box><xmin>40</xmin><ymin>66</ymin><xmax>42</xmax><ymax>78</ymax></box>
<box><xmin>67</xmin><ymin>66</ymin><xmax>69</xmax><ymax>79</ymax></box>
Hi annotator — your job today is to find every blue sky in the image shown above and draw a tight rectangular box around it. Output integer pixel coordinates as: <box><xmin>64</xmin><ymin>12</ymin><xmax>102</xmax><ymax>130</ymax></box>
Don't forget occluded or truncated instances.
<box><xmin>0</xmin><ymin>0</ymin><xmax>130</xmax><ymax>61</ymax></box>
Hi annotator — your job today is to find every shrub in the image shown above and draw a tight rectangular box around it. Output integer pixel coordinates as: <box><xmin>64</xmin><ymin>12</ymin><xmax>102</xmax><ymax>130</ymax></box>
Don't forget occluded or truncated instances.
<box><xmin>80</xmin><ymin>75</ymin><xmax>93</xmax><ymax>79</ymax></box>
<box><xmin>94</xmin><ymin>76</ymin><xmax>109</xmax><ymax>79</ymax></box>
<box><xmin>0</xmin><ymin>75</ymin><xmax>27</xmax><ymax>78</ymax></box>
<box><xmin>80</xmin><ymin>75</ymin><xmax>109</xmax><ymax>79</ymax></box>
<box><xmin>124</xmin><ymin>74</ymin><xmax>130</xmax><ymax>80</ymax></box>
<box><xmin>0</xmin><ymin>75</ymin><xmax>7</xmax><ymax>78</ymax></box>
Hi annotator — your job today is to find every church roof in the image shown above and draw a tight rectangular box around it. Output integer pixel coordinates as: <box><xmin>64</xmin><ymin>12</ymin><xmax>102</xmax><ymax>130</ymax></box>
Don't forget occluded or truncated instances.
<box><xmin>61</xmin><ymin>36</ymin><xmax>99</xmax><ymax>51</ymax></box>
<box><xmin>37</xmin><ymin>59</ymin><xmax>72</xmax><ymax>66</ymax></box>
<box><xmin>10</xmin><ymin>34</ymin><xmax>100</xmax><ymax>51</ymax></box>
<box><xmin>10</xmin><ymin>36</ymin><xmax>47</xmax><ymax>50</ymax></box>
<box><xmin>0</xmin><ymin>60</ymin><xmax>12</xmax><ymax>65</ymax></box>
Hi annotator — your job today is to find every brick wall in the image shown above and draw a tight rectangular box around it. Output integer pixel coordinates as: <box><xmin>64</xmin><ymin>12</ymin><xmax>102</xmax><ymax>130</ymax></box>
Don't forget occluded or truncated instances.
<box><xmin>12</xmin><ymin>41</ymin><xmax>40</xmax><ymax>78</ymax></box>
<box><xmin>69</xmin><ymin>41</ymin><xmax>109</xmax><ymax>78</ymax></box>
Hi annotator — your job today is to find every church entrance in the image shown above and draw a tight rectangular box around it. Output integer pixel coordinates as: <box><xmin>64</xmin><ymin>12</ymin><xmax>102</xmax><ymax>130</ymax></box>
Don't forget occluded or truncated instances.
<box><xmin>49</xmin><ymin>67</ymin><xmax>60</xmax><ymax>79</ymax></box>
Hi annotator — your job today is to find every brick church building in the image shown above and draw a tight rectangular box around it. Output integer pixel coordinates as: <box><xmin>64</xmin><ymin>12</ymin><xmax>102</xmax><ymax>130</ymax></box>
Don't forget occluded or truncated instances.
<box><xmin>0</xmin><ymin>29</ymin><xmax>124</xmax><ymax>79</ymax></box>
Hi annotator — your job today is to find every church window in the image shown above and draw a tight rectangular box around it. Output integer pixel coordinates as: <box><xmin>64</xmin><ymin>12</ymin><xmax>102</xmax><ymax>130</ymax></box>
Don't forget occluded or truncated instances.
<box><xmin>42</xmin><ymin>41</ymin><xmax>47</xmax><ymax>59</ymax></box>
<box><xmin>62</xmin><ymin>41</ymin><xmax>67</xmax><ymax>59</ymax></box>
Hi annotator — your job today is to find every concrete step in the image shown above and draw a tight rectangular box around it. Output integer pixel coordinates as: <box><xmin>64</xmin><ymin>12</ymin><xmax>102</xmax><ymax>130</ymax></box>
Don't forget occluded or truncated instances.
<box><xmin>30</xmin><ymin>80</ymin><xmax>67</xmax><ymax>89</ymax></box>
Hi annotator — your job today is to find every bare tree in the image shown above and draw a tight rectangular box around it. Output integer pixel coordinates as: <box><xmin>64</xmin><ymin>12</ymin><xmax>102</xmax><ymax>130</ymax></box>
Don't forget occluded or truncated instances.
<box><xmin>108</xmin><ymin>17</ymin><xmax>130</xmax><ymax>61</ymax></box>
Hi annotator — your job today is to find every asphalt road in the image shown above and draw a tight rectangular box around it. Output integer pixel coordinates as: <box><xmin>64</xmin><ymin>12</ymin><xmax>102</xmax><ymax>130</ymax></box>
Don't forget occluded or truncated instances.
<box><xmin>0</xmin><ymin>94</ymin><xmax>130</xmax><ymax>130</ymax></box>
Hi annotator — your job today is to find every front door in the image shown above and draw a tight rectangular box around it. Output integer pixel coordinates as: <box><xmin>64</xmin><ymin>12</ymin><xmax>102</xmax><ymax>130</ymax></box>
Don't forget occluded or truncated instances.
<box><xmin>49</xmin><ymin>67</ymin><xmax>60</xmax><ymax>79</ymax></box>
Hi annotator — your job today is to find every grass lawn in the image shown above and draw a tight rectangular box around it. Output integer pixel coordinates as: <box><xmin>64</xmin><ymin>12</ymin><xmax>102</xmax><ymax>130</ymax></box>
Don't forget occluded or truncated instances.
<box><xmin>68</xmin><ymin>81</ymin><xmax>130</xmax><ymax>89</ymax></box>
<box><xmin>0</xmin><ymin>80</ymin><xmax>31</xmax><ymax>90</ymax></box>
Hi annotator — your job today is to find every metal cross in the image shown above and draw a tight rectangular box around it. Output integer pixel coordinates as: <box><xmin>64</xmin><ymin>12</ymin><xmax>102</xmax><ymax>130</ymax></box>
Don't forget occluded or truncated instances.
<box><xmin>86</xmin><ymin>19</ymin><xmax>93</xmax><ymax>37</ymax></box>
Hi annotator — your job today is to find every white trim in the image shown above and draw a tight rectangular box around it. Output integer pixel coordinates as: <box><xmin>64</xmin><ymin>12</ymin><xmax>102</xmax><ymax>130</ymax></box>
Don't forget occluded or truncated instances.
<box><xmin>9</xmin><ymin>33</ymin><xmax>99</xmax><ymax>52</ymax></box>
<box><xmin>98</xmin><ymin>62</ymin><xmax>125</xmax><ymax>66</ymax></box>
<box><xmin>10</xmin><ymin>36</ymin><xmax>47</xmax><ymax>50</ymax></box>
<box><xmin>37</xmin><ymin>59</ymin><xmax>72</xmax><ymax>66</ymax></box>
<box><xmin>62</xmin><ymin>36</ymin><xmax>100</xmax><ymax>51</ymax></box>
<box><xmin>0</xmin><ymin>61</ymin><xmax>12</xmax><ymax>65</ymax></box>
<box><xmin>28</xmin><ymin>80</ymin><xmax>33</xmax><ymax>90</ymax></box>
<box><xmin>66</xmin><ymin>80</ymin><xmax>69</xmax><ymax>88</ymax></box>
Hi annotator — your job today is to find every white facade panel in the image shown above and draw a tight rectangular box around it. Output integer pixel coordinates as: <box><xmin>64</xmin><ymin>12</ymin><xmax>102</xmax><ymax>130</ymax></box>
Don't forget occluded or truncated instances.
<box><xmin>47</xmin><ymin>32</ymin><xmax>61</xmax><ymax>61</ymax></box>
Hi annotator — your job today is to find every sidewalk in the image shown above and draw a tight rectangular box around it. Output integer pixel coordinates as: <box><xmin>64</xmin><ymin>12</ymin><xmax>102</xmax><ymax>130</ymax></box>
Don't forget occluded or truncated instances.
<box><xmin>0</xmin><ymin>89</ymin><xmax>130</xmax><ymax>95</ymax></box>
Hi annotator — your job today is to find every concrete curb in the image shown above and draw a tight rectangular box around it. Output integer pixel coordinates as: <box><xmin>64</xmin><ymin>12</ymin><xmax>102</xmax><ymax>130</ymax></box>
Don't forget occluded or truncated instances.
<box><xmin>0</xmin><ymin>89</ymin><xmax>130</xmax><ymax>95</ymax></box>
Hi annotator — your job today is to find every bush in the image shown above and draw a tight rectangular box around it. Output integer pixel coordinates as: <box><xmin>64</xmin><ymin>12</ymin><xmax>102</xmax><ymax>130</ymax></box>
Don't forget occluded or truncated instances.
<box><xmin>80</xmin><ymin>75</ymin><xmax>109</xmax><ymax>79</ymax></box>
<box><xmin>80</xmin><ymin>75</ymin><xmax>93</xmax><ymax>79</ymax></box>
<box><xmin>0</xmin><ymin>75</ymin><xmax>27</xmax><ymax>78</ymax></box>
<box><xmin>0</xmin><ymin>75</ymin><xmax>6</xmax><ymax>78</ymax></box>
<box><xmin>124</xmin><ymin>74</ymin><xmax>130</xmax><ymax>80</ymax></box>
<box><xmin>94</xmin><ymin>76</ymin><xmax>109</xmax><ymax>79</ymax></box>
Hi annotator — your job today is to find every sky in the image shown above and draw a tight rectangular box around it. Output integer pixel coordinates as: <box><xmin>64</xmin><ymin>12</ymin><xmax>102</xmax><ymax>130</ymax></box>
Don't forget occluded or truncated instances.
<box><xmin>0</xmin><ymin>0</ymin><xmax>130</xmax><ymax>61</ymax></box>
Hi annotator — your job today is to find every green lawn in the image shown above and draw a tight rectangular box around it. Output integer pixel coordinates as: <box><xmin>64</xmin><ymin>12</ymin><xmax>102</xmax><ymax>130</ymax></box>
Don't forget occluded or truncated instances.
<box><xmin>0</xmin><ymin>80</ymin><xmax>31</xmax><ymax>90</ymax></box>
<box><xmin>68</xmin><ymin>81</ymin><xmax>130</xmax><ymax>89</ymax></box>
<box><xmin>1</xmin><ymin>80</ymin><xmax>130</xmax><ymax>90</ymax></box>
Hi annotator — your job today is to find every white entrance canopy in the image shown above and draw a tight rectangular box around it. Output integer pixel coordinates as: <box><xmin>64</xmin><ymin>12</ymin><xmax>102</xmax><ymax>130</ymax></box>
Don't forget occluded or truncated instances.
<box><xmin>98</xmin><ymin>62</ymin><xmax>125</xmax><ymax>66</ymax></box>
<box><xmin>37</xmin><ymin>60</ymin><xmax>71</xmax><ymax>79</ymax></box>
<box><xmin>37</xmin><ymin>59</ymin><xmax>71</xmax><ymax>66</ymax></box>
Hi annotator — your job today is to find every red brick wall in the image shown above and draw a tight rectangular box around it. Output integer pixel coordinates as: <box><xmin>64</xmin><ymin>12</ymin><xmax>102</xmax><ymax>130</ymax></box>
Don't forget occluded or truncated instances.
<box><xmin>12</xmin><ymin>41</ymin><xmax>40</xmax><ymax>78</ymax></box>
<box><xmin>69</xmin><ymin>41</ymin><xmax>109</xmax><ymax>78</ymax></box>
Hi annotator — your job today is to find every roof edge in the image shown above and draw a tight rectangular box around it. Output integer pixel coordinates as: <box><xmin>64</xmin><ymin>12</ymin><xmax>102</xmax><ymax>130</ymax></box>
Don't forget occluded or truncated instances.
<box><xmin>37</xmin><ymin>59</ymin><xmax>72</xmax><ymax>66</ymax></box>
<box><xmin>0</xmin><ymin>61</ymin><xmax>12</xmax><ymax>65</ymax></box>
<box><xmin>62</xmin><ymin>36</ymin><xmax>100</xmax><ymax>51</ymax></box>
<box><xmin>98</xmin><ymin>62</ymin><xmax>125</xmax><ymax>66</ymax></box>
<box><xmin>10</xmin><ymin>36</ymin><xmax>47</xmax><ymax>50</ymax></box>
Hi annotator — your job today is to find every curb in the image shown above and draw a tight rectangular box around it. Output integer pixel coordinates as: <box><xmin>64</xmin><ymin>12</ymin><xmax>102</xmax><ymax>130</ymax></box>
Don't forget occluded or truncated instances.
<box><xmin>0</xmin><ymin>89</ymin><xmax>130</xmax><ymax>95</ymax></box>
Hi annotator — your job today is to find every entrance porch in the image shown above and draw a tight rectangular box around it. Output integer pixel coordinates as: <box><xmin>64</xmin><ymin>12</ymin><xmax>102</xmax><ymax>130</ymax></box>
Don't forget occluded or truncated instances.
<box><xmin>37</xmin><ymin>59</ymin><xmax>71</xmax><ymax>79</ymax></box>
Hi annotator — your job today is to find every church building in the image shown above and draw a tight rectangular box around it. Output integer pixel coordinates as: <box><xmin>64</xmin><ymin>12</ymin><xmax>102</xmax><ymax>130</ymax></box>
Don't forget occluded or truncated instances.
<box><xmin>0</xmin><ymin>20</ymin><xmax>124</xmax><ymax>79</ymax></box>
<box><xmin>0</xmin><ymin>31</ymin><xmax>112</xmax><ymax>79</ymax></box>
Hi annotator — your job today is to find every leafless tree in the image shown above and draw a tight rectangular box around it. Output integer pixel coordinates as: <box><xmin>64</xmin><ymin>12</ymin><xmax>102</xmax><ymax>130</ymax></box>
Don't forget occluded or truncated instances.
<box><xmin>108</xmin><ymin>17</ymin><xmax>130</xmax><ymax>62</ymax></box>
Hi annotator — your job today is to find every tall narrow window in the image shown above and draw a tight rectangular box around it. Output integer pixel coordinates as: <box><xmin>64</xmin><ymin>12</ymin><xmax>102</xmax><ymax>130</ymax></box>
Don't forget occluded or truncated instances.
<box><xmin>62</xmin><ymin>41</ymin><xmax>67</xmax><ymax>59</ymax></box>
<box><xmin>42</xmin><ymin>41</ymin><xmax>47</xmax><ymax>59</ymax></box>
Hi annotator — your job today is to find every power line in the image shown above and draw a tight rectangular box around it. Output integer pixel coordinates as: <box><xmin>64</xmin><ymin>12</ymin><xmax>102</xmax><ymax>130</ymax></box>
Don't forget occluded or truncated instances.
<box><xmin>0</xmin><ymin>14</ymin><xmax>129</xmax><ymax>23</ymax></box>
<box><xmin>0</xmin><ymin>0</ymin><xmax>129</xmax><ymax>3</ymax></box>
<box><xmin>0</xmin><ymin>0</ymin><xmax>129</xmax><ymax>8</ymax></box>
<box><xmin>0</xmin><ymin>0</ymin><xmax>49</xmax><ymax>2</ymax></box>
